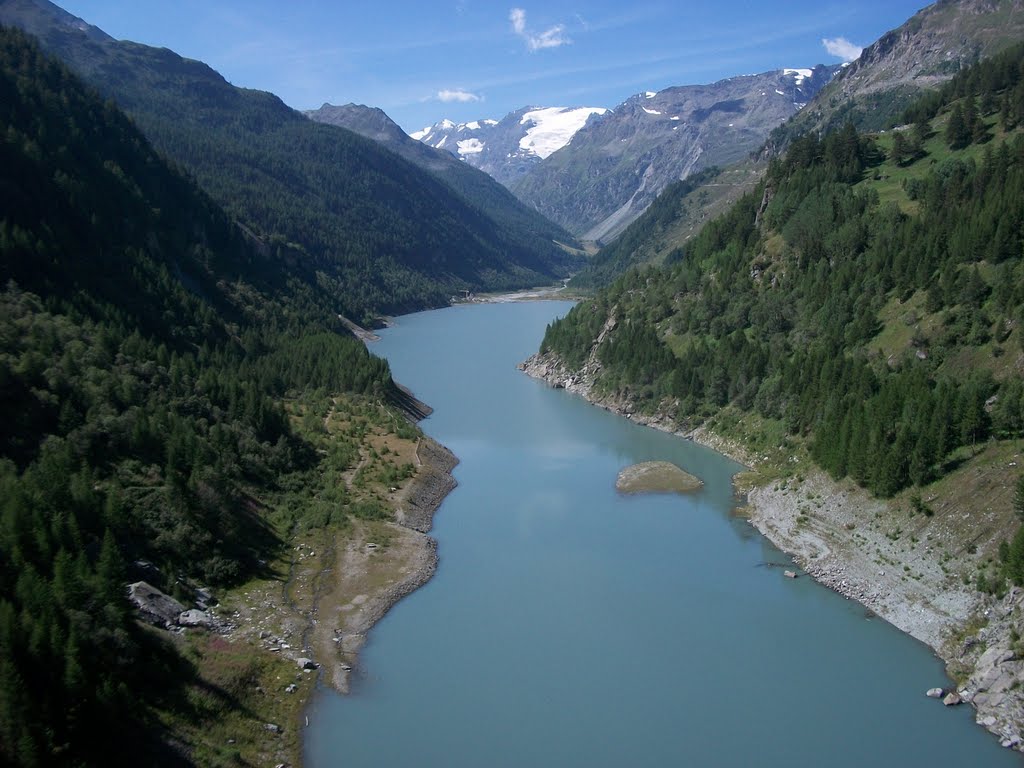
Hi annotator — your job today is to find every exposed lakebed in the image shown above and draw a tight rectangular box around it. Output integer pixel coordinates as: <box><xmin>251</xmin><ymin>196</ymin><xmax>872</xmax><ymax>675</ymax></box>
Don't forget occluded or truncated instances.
<box><xmin>305</xmin><ymin>301</ymin><xmax>1015</xmax><ymax>767</ymax></box>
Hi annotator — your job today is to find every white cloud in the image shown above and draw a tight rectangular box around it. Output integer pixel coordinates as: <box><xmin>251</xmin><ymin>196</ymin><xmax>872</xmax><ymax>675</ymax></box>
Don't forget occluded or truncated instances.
<box><xmin>822</xmin><ymin>36</ymin><xmax>862</xmax><ymax>62</ymax></box>
<box><xmin>509</xmin><ymin>7</ymin><xmax>571</xmax><ymax>52</ymax></box>
<box><xmin>437</xmin><ymin>88</ymin><xmax>481</xmax><ymax>103</ymax></box>
<box><xmin>510</xmin><ymin>7</ymin><xmax>527</xmax><ymax>35</ymax></box>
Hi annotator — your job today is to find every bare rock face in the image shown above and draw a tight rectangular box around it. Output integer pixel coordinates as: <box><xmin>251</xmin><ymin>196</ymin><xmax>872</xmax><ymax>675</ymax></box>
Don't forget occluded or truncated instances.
<box><xmin>128</xmin><ymin>581</ymin><xmax>185</xmax><ymax>628</ymax></box>
<box><xmin>510</xmin><ymin>66</ymin><xmax>838</xmax><ymax>241</ymax></box>
<box><xmin>178</xmin><ymin>609</ymin><xmax>213</xmax><ymax>628</ymax></box>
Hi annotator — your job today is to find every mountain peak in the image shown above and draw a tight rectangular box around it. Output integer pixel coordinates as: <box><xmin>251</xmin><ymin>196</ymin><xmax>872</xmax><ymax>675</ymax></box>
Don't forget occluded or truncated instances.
<box><xmin>410</xmin><ymin>104</ymin><xmax>607</xmax><ymax>184</ymax></box>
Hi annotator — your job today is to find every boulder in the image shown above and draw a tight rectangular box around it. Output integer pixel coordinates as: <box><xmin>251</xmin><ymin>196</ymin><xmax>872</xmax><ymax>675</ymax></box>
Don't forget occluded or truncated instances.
<box><xmin>128</xmin><ymin>581</ymin><xmax>186</xmax><ymax>628</ymax></box>
<box><xmin>943</xmin><ymin>692</ymin><xmax>962</xmax><ymax>706</ymax></box>
<box><xmin>925</xmin><ymin>687</ymin><xmax>944</xmax><ymax>698</ymax></box>
<box><xmin>297</xmin><ymin>658</ymin><xmax>318</xmax><ymax>670</ymax></box>
<box><xmin>178</xmin><ymin>609</ymin><xmax>213</xmax><ymax>628</ymax></box>
<box><xmin>784</xmin><ymin>570</ymin><xmax>798</xmax><ymax>579</ymax></box>
<box><xmin>194</xmin><ymin>586</ymin><xmax>215</xmax><ymax>608</ymax></box>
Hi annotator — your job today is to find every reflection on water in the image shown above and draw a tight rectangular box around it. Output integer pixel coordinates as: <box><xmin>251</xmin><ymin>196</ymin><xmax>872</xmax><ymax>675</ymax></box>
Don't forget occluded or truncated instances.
<box><xmin>305</xmin><ymin>301</ymin><xmax>1013</xmax><ymax>768</ymax></box>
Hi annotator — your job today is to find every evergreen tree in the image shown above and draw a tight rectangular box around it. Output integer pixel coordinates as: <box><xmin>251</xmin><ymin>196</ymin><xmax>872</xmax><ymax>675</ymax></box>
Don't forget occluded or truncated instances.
<box><xmin>946</xmin><ymin>103</ymin><xmax>970</xmax><ymax>149</ymax></box>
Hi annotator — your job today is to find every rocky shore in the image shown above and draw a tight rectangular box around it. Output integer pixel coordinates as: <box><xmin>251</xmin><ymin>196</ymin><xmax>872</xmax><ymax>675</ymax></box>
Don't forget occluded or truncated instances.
<box><xmin>312</xmin><ymin>437</ymin><xmax>458</xmax><ymax>693</ymax></box>
<box><xmin>206</xmin><ymin>436</ymin><xmax>458</xmax><ymax>702</ymax></box>
<box><xmin>519</xmin><ymin>349</ymin><xmax>1024</xmax><ymax>751</ymax></box>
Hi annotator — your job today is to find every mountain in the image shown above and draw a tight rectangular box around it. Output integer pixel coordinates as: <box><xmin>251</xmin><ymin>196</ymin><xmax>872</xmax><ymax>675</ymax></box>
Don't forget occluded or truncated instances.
<box><xmin>0</xmin><ymin>23</ymin><xmax>412</xmax><ymax>765</ymax></box>
<box><xmin>768</xmin><ymin>0</ymin><xmax>1024</xmax><ymax>148</ymax></box>
<box><xmin>0</xmin><ymin>0</ymin><xmax>582</xmax><ymax>323</ymax></box>
<box><xmin>304</xmin><ymin>103</ymin><xmax>581</xmax><ymax>255</ymax></box>
<box><xmin>566</xmin><ymin>163</ymin><xmax>764</xmax><ymax>290</ymax></box>
<box><xmin>410</xmin><ymin>105</ymin><xmax>607</xmax><ymax>186</ymax></box>
<box><xmin>528</xmin><ymin>42</ymin><xmax>1024</xmax><ymax>744</ymax></box>
<box><xmin>509</xmin><ymin>66</ymin><xmax>839</xmax><ymax>243</ymax></box>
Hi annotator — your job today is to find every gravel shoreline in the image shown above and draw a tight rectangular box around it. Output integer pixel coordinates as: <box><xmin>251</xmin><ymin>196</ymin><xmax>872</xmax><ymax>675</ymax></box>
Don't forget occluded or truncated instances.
<box><xmin>316</xmin><ymin>437</ymin><xmax>458</xmax><ymax>693</ymax></box>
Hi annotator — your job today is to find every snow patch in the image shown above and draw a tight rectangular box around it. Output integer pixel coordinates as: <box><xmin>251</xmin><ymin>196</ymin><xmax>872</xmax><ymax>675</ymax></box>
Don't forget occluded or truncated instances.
<box><xmin>518</xmin><ymin>106</ymin><xmax>607</xmax><ymax>159</ymax></box>
<box><xmin>435</xmin><ymin>136</ymin><xmax>447</xmax><ymax>148</ymax></box>
<box><xmin>461</xmin><ymin>121</ymin><xmax>481</xmax><ymax>131</ymax></box>
<box><xmin>645</xmin><ymin>91</ymin><xmax>657</xmax><ymax>99</ymax></box>
<box><xmin>775</xmin><ymin>89</ymin><xmax>785</xmax><ymax>96</ymax></box>
<box><xmin>439</xmin><ymin>118</ymin><xmax>455</xmax><ymax>129</ymax></box>
<box><xmin>483</xmin><ymin>119</ymin><xmax>499</xmax><ymax>125</ymax></box>
<box><xmin>783</xmin><ymin>68</ymin><xmax>813</xmax><ymax>85</ymax></box>
<box><xmin>457</xmin><ymin>138</ymin><xmax>484</xmax><ymax>155</ymax></box>
<box><xmin>642</xmin><ymin>107</ymin><xmax>662</xmax><ymax>115</ymax></box>
<box><xmin>410</xmin><ymin>126</ymin><xmax>432</xmax><ymax>141</ymax></box>
<box><xmin>670</xmin><ymin>116</ymin><xmax>680</xmax><ymax>120</ymax></box>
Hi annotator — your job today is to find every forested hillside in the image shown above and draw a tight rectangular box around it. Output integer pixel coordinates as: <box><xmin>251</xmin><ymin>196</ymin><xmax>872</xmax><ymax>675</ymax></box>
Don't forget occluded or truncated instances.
<box><xmin>305</xmin><ymin>103</ymin><xmax>582</xmax><ymax>259</ymax></box>
<box><xmin>0</xmin><ymin>25</ymin><xmax>413</xmax><ymax>765</ymax></box>
<box><xmin>0</xmin><ymin>0</ymin><xmax>582</xmax><ymax>323</ymax></box>
<box><xmin>542</xmin><ymin>43</ymin><xmax>1024</xmax><ymax>505</ymax></box>
<box><xmin>567</xmin><ymin>167</ymin><xmax>729</xmax><ymax>290</ymax></box>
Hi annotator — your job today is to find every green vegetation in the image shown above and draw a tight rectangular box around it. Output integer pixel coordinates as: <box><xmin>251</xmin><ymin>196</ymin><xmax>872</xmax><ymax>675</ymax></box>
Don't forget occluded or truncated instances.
<box><xmin>0</xmin><ymin>27</ymin><xmax>416</xmax><ymax>765</ymax></box>
<box><xmin>542</xmin><ymin>45</ymin><xmax>1024</xmax><ymax>507</ymax></box>
<box><xmin>569</xmin><ymin>167</ymin><xmax>724</xmax><ymax>290</ymax></box>
<box><xmin>3</xmin><ymin>5</ymin><xmax>580</xmax><ymax>324</ymax></box>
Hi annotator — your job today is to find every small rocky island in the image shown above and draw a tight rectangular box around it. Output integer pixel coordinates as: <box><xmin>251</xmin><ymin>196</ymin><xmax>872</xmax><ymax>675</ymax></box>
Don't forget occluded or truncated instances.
<box><xmin>616</xmin><ymin>461</ymin><xmax>703</xmax><ymax>495</ymax></box>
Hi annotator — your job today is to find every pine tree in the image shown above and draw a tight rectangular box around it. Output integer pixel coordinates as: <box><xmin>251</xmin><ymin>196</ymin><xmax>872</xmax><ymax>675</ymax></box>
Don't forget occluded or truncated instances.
<box><xmin>946</xmin><ymin>103</ymin><xmax>970</xmax><ymax>149</ymax></box>
<box><xmin>891</xmin><ymin>132</ymin><xmax>909</xmax><ymax>165</ymax></box>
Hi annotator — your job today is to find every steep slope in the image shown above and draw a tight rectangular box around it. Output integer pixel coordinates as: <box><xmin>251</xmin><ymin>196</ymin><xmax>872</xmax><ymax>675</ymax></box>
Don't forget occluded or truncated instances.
<box><xmin>305</xmin><ymin>103</ymin><xmax>582</xmax><ymax>256</ymax></box>
<box><xmin>411</xmin><ymin>106</ymin><xmax>607</xmax><ymax>186</ymax></box>
<box><xmin>769</xmin><ymin>0</ymin><xmax>1024</xmax><ymax>148</ymax></box>
<box><xmin>528</xmin><ymin>46</ymin><xmax>1024</xmax><ymax>745</ymax></box>
<box><xmin>509</xmin><ymin>67</ymin><xmax>837</xmax><ymax>243</ymax></box>
<box><xmin>0</xmin><ymin>24</ymin><xmax>414</xmax><ymax>765</ymax></box>
<box><xmin>567</xmin><ymin>162</ymin><xmax>766</xmax><ymax>290</ymax></box>
<box><xmin>0</xmin><ymin>0</ymin><xmax>581</xmax><ymax>322</ymax></box>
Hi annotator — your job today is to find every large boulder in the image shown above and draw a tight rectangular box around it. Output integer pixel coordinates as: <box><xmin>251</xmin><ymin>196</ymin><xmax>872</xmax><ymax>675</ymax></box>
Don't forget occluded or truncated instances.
<box><xmin>178</xmin><ymin>609</ymin><xmax>213</xmax><ymax>628</ymax></box>
<box><xmin>128</xmin><ymin>581</ymin><xmax>185</xmax><ymax>628</ymax></box>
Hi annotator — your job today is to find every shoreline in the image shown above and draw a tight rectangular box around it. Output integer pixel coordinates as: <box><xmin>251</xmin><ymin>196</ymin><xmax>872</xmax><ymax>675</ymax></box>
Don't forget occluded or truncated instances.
<box><xmin>310</xmin><ymin>436</ymin><xmax>458</xmax><ymax>694</ymax></box>
<box><xmin>518</xmin><ymin>349</ymin><xmax>1024</xmax><ymax>751</ymax></box>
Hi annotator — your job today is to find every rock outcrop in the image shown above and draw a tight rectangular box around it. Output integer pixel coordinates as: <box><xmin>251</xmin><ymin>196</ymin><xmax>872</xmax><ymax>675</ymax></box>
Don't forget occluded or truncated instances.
<box><xmin>128</xmin><ymin>581</ymin><xmax>185</xmax><ymax>628</ymax></box>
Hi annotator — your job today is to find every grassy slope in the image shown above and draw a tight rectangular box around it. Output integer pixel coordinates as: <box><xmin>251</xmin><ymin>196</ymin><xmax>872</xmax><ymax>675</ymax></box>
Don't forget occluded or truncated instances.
<box><xmin>159</xmin><ymin>392</ymin><xmax>435</xmax><ymax>767</ymax></box>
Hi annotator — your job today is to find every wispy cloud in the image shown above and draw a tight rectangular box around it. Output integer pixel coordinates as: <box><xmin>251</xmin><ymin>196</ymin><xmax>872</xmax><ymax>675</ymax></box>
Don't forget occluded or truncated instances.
<box><xmin>509</xmin><ymin>8</ymin><xmax>571</xmax><ymax>51</ymax></box>
<box><xmin>437</xmin><ymin>88</ymin><xmax>481</xmax><ymax>102</ymax></box>
<box><xmin>822</xmin><ymin>36</ymin><xmax>862</xmax><ymax>62</ymax></box>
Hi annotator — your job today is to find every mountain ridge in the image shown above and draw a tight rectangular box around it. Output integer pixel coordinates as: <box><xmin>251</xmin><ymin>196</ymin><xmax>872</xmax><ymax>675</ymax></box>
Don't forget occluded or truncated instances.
<box><xmin>410</xmin><ymin>105</ymin><xmax>607</xmax><ymax>186</ymax></box>
<box><xmin>0</xmin><ymin>0</ymin><xmax>582</xmax><ymax>323</ymax></box>
<box><xmin>767</xmin><ymin>0</ymin><xmax>1024</xmax><ymax>147</ymax></box>
<box><xmin>304</xmin><ymin>102</ymin><xmax>581</xmax><ymax>255</ymax></box>
<box><xmin>508</xmin><ymin>65</ymin><xmax>839</xmax><ymax>243</ymax></box>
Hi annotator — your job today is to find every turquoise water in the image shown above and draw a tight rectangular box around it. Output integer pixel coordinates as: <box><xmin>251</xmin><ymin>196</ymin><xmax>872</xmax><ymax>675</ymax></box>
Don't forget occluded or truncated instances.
<box><xmin>306</xmin><ymin>301</ymin><xmax>1016</xmax><ymax>767</ymax></box>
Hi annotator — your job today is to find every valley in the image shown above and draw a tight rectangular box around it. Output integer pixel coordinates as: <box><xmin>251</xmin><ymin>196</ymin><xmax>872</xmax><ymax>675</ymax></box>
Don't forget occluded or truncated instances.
<box><xmin>1</xmin><ymin>0</ymin><xmax>1024</xmax><ymax>765</ymax></box>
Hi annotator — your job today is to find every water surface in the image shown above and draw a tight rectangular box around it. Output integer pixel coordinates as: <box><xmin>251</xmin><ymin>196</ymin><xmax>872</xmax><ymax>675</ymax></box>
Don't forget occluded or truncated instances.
<box><xmin>306</xmin><ymin>301</ymin><xmax>1014</xmax><ymax>767</ymax></box>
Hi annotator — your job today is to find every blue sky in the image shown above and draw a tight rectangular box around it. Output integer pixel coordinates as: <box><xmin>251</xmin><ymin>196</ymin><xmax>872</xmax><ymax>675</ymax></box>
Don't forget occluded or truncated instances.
<box><xmin>59</xmin><ymin>1</ymin><xmax>930</xmax><ymax>132</ymax></box>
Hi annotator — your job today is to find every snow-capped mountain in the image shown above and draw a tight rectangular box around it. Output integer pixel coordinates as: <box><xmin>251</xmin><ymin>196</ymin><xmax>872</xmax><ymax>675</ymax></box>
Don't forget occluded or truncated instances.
<box><xmin>510</xmin><ymin>65</ymin><xmax>840</xmax><ymax>242</ymax></box>
<box><xmin>411</xmin><ymin>106</ymin><xmax>606</xmax><ymax>186</ymax></box>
